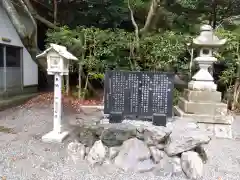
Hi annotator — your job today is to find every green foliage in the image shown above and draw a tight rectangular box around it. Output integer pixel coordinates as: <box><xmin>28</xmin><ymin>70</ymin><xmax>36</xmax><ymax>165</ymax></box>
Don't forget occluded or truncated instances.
<box><xmin>216</xmin><ymin>28</ymin><xmax>240</xmax><ymax>87</ymax></box>
<box><xmin>72</xmin><ymin>88</ymin><xmax>92</xmax><ymax>99</ymax></box>
<box><xmin>173</xmin><ymin>88</ymin><xmax>182</xmax><ymax>105</ymax></box>
<box><xmin>46</xmin><ymin>26</ymin><xmax>190</xmax><ymax>76</ymax></box>
<box><xmin>139</xmin><ymin>31</ymin><xmax>191</xmax><ymax>72</ymax></box>
<box><xmin>35</xmin><ymin>0</ymin><xmax>240</xmax><ymax>108</ymax></box>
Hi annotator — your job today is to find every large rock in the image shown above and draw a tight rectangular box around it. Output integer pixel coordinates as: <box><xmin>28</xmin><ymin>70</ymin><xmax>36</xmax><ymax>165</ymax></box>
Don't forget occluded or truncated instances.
<box><xmin>143</xmin><ymin>126</ymin><xmax>171</xmax><ymax>146</ymax></box>
<box><xmin>100</xmin><ymin>123</ymin><xmax>137</xmax><ymax>147</ymax></box>
<box><xmin>75</xmin><ymin>126</ymin><xmax>99</xmax><ymax>147</ymax></box>
<box><xmin>122</xmin><ymin>120</ymin><xmax>172</xmax><ymax>144</ymax></box>
<box><xmin>153</xmin><ymin>154</ymin><xmax>184</xmax><ymax>177</ymax></box>
<box><xmin>87</xmin><ymin>140</ymin><xmax>108</xmax><ymax>165</ymax></box>
<box><xmin>181</xmin><ymin>151</ymin><xmax>203</xmax><ymax>179</ymax></box>
<box><xmin>164</xmin><ymin>128</ymin><xmax>211</xmax><ymax>156</ymax></box>
<box><xmin>114</xmin><ymin>138</ymin><xmax>154</xmax><ymax>172</ymax></box>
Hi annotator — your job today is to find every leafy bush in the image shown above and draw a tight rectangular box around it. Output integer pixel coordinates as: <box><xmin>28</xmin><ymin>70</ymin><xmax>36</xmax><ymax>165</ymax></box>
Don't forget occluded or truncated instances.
<box><xmin>46</xmin><ymin>26</ymin><xmax>190</xmax><ymax>74</ymax></box>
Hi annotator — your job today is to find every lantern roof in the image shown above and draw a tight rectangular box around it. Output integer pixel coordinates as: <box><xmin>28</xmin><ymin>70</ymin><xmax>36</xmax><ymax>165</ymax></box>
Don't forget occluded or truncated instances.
<box><xmin>192</xmin><ymin>25</ymin><xmax>226</xmax><ymax>47</ymax></box>
<box><xmin>36</xmin><ymin>44</ymin><xmax>78</xmax><ymax>61</ymax></box>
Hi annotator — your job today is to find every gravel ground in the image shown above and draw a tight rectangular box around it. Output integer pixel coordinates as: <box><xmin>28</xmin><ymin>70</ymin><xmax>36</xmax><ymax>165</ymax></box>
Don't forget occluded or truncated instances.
<box><xmin>0</xmin><ymin>104</ymin><xmax>240</xmax><ymax>180</ymax></box>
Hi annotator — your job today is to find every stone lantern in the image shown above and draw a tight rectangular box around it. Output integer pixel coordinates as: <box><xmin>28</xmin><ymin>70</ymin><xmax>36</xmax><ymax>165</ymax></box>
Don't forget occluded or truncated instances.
<box><xmin>188</xmin><ymin>25</ymin><xmax>226</xmax><ymax>91</ymax></box>
<box><xmin>174</xmin><ymin>25</ymin><xmax>234</xmax><ymax>139</ymax></box>
<box><xmin>36</xmin><ymin>44</ymin><xmax>78</xmax><ymax>143</ymax></box>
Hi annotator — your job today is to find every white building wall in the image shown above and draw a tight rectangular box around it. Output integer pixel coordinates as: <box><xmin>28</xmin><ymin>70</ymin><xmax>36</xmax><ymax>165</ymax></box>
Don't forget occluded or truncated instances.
<box><xmin>0</xmin><ymin>5</ymin><xmax>38</xmax><ymax>86</ymax></box>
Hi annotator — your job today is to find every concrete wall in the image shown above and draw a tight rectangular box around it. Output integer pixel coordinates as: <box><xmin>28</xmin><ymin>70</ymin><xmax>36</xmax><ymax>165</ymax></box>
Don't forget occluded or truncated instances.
<box><xmin>0</xmin><ymin>5</ymin><xmax>38</xmax><ymax>87</ymax></box>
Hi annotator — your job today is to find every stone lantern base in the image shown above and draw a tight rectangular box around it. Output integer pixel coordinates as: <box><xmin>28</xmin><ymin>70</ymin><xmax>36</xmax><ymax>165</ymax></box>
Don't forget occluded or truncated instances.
<box><xmin>188</xmin><ymin>80</ymin><xmax>217</xmax><ymax>91</ymax></box>
<box><xmin>173</xmin><ymin>89</ymin><xmax>234</xmax><ymax>139</ymax></box>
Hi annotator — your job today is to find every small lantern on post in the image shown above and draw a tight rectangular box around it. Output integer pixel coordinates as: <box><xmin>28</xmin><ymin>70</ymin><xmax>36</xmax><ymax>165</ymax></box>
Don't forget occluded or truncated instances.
<box><xmin>36</xmin><ymin>44</ymin><xmax>78</xmax><ymax>143</ymax></box>
<box><xmin>188</xmin><ymin>25</ymin><xmax>226</xmax><ymax>91</ymax></box>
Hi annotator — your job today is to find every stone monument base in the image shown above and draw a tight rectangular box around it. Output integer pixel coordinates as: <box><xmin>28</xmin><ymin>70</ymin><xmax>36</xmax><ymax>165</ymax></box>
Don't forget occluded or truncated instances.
<box><xmin>174</xmin><ymin>89</ymin><xmax>234</xmax><ymax>139</ymax></box>
<box><xmin>42</xmin><ymin>130</ymin><xmax>70</xmax><ymax>143</ymax></box>
<box><xmin>173</xmin><ymin>106</ymin><xmax>233</xmax><ymax>125</ymax></box>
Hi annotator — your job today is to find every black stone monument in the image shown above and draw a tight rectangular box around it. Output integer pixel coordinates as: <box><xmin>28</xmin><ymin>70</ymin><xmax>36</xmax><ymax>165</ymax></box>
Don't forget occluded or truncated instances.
<box><xmin>104</xmin><ymin>71</ymin><xmax>174</xmax><ymax>126</ymax></box>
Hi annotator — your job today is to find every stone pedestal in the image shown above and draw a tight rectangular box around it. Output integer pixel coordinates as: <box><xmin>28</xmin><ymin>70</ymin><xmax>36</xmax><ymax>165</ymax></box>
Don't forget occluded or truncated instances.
<box><xmin>174</xmin><ymin>89</ymin><xmax>234</xmax><ymax>139</ymax></box>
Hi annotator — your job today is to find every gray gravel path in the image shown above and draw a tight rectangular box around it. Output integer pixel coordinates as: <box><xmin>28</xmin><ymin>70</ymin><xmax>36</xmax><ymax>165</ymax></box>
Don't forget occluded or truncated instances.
<box><xmin>0</xmin><ymin>104</ymin><xmax>240</xmax><ymax>180</ymax></box>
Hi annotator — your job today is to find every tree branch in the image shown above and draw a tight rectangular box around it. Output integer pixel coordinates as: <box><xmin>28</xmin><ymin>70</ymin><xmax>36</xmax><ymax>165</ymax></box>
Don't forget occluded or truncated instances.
<box><xmin>128</xmin><ymin>0</ymin><xmax>141</xmax><ymax>71</ymax></box>
<box><xmin>22</xmin><ymin>0</ymin><xmax>59</xmax><ymax>29</ymax></box>
<box><xmin>128</xmin><ymin>0</ymin><xmax>139</xmax><ymax>46</ymax></box>
<box><xmin>31</xmin><ymin>0</ymin><xmax>53</xmax><ymax>12</ymax></box>
<box><xmin>140</xmin><ymin>0</ymin><xmax>161</xmax><ymax>35</ymax></box>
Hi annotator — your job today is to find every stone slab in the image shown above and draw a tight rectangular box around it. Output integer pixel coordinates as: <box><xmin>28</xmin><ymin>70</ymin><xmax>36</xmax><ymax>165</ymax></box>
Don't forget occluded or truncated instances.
<box><xmin>183</xmin><ymin>89</ymin><xmax>221</xmax><ymax>103</ymax></box>
<box><xmin>178</xmin><ymin>97</ymin><xmax>227</xmax><ymax>115</ymax></box>
<box><xmin>173</xmin><ymin>106</ymin><xmax>233</xmax><ymax>124</ymax></box>
<box><xmin>197</xmin><ymin>123</ymin><xmax>233</xmax><ymax>139</ymax></box>
<box><xmin>42</xmin><ymin>130</ymin><xmax>69</xmax><ymax>143</ymax></box>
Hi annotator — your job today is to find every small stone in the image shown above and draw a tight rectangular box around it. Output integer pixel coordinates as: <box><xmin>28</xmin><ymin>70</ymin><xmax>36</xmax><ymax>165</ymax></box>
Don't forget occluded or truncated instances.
<box><xmin>109</xmin><ymin>146</ymin><xmax>120</xmax><ymax>160</ymax></box>
<box><xmin>136</xmin><ymin>126</ymin><xmax>145</xmax><ymax>140</ymax></box>
<box><xmin>100</xmin><ymin>123</ymin><xmax>137</xmax><ymax>147</ymax></box>
<box><xmin>114</xmin><ymin>138</ymin><xmax>151</xmax><ymax>171</ymax></box>
<box><xmin>144</xmin><ymin>133</ymin><xmax>155</xmax><ymax>146</ymax></box>
<box><xmin>164</xmin><ymin>129</ymin><xmax>211</xmax><ymax>156</ymax></box>
<box><xmin>67</xmin><ymin>142</ymin><xmax>86</xmax><ymax>163</ymax></box>
<box><xmin>87</xmin><ymin>140</ymin><xmax>108</xmax><ymax>165</ymax></box>
<box><xmin>181</xmin><ymin>151</ymin><xmax>203</xmax><ymax>180</ymax></box>
<box><xmin>149</xmin><ymin>146</ymin><xmax>164</xmax><ymax>164</ymax></box>
<box><xmin>67</xmin><ymin>142</ymin><xmax>85</xmax><ymax>157</ymax></box>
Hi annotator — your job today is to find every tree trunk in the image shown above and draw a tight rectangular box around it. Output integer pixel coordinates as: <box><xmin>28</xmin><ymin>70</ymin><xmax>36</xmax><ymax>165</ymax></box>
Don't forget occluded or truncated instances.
<box><xmin>83</xmin><ymin>73</ymin><xmax>89</xmax><ymax>100</ymax></box>
<box><xmin>78</xmin><ymin>63</ymin><xmax>82</xmax><ymax>99</ymax></box>
<box><xmin>66</xmin><ymin>75</ymin><xmax>70</xmax><ymax>96</ymax></box>
<box><xmin>53</xmin><ymin>0</ymin><xmax>57</xmax><ymax>24</ymax></box>
<box><xmin>18</xmin><ymin>0</ymin><xmax>38</xmax><ymax>59</ymax></box>
<box><xmin>2</xmin><ymin>0</ymin><xmax>27</xmax><ymax>39</ymax></box>
<box><xmin>212</xmin><ymin>0</ymin><xmax>217</xmax><ymax>29</ymax></box>
<box><xmin>140</xmin><ymin>0</ymin><xmax>161</xmax><ymax>35</ymax></box>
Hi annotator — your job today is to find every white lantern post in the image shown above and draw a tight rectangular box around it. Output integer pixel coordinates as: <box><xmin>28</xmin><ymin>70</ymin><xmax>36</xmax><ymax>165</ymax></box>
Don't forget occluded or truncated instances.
<box><xmin>36</xmin><ymin>44</ymin><xmax>78</xmax><ymax>143</ymax></box>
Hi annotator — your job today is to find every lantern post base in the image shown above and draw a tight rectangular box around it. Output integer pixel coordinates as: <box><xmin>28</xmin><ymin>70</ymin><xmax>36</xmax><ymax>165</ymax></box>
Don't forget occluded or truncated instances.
<box><xmin>42</xmin><ymin>130</ymin><xmax>69</xmax><ymax>143</ymax></box>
